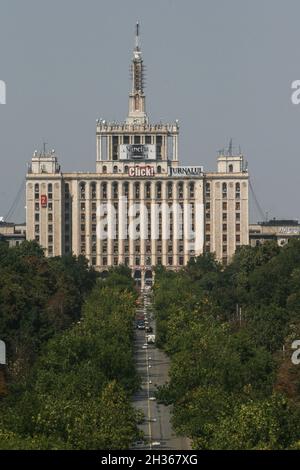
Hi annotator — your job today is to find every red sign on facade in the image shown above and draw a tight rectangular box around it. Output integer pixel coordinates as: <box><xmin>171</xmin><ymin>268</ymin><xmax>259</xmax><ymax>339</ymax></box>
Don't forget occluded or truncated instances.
<box><xmin>41</xmin><ymin>195</ymin><xmax>48</xmax><ymax>208</ymax></box>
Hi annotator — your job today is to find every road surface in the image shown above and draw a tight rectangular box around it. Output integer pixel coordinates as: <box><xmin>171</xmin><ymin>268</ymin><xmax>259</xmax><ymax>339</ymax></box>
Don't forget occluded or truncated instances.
<box><xmin>132</xmin><ymin>290</ymin><xmax>190</xmax><ymax>450</ymax></box>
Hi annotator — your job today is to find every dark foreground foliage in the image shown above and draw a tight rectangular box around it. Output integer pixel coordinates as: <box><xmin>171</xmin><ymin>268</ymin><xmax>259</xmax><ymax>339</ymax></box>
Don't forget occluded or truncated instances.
<box><xmin>154</xmin><ymin>241</ymin><xmax>300</xmax><ymax>450</ymax></box>
<box><xmin>0</xmin><ymin>243</ymin><xmax>141</xmax><ymax>449</ymax></box>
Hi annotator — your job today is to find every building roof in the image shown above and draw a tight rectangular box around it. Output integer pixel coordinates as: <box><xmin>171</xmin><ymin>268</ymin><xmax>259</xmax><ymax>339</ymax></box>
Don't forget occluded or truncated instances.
<box><xmin>258</xmin><ymin>218</ymin><xmax>299</xmax><ymax>227</ymax></box>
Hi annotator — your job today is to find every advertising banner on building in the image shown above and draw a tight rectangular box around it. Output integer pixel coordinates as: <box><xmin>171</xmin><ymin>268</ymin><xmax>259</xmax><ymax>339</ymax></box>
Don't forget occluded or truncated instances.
<box><xmin>168</xmin><ymin>166</ymin><xmax>204</xmax><ymax>177</ymax></box>
<box><xmin>119</xmin><ymin>144</ymin><xmax>156</xmax><ymax>160</ymax></box>
<box><xmin>41</xmin><ymin>195</ymin><xmax>48</xmax><ymax>208</ymax></box>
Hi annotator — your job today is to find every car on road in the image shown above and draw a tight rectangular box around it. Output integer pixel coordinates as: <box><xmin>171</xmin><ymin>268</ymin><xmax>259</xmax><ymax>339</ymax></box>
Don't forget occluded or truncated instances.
<box><xmin>147</xmin><ymin>334</ymin><xmax>156</xmax><ymax>344</ymax></box>
<box><xmin>137</xmin><ymin>321</ymin><xmax>145</xmax><ymax>330</ymax></box>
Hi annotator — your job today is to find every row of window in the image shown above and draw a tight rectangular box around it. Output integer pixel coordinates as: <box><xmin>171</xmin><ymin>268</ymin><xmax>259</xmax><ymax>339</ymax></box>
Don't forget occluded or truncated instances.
<box><xmin>79</xmin><ymin>181</ymin><xmax>195</xmax><ymax>200</ymax></box>
<box><xmin>89</xmin><ymin>255</ymin><xmax>186</xmax><ymax>267</ymax></box>
<box><xmin>205</xmin><ymin>182</ymin><xmax>242</xmax><ymax>197</ymax></box>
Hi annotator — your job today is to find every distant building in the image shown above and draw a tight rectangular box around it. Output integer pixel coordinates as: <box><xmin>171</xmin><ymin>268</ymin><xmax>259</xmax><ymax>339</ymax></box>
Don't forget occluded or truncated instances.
<box><xmin>249</xmin><ymin>219</ymin><xmax>300</xmax><ymax>247</ymax></box>
<box><xmin>26</xmin><ymin>24</ymin><xmax>249</xmax><ymax>286</ymax></box>
<box><xmin>0</xmin><ymin>222</ymin><xmax>26</xmax><ymax>247</ymax></box>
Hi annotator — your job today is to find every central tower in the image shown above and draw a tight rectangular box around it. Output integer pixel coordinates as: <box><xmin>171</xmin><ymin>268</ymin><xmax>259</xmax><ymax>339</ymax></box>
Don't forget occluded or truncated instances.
<box><xmin>127</xmin><ymin>22</ymin><xmax>148</xmax><ymax>124</ymax></box>
<box><xmin>95</xmin><ymin>22</ymin><xmax>179</xmax><ymax>173</ymax></box>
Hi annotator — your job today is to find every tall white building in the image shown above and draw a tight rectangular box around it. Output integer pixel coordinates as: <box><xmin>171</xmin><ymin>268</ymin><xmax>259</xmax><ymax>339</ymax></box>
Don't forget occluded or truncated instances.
<box><xmin>26</xmin><ymin>24</ymin><xmax>249</xmax><ymax>286</ymax></box>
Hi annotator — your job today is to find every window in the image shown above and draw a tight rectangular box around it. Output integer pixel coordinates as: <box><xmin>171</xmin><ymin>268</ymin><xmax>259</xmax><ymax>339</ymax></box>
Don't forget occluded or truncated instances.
<box><xmin>229</xmin><ymin>164</ymin><xmax>233</xmax><ymax>173</ymax></box>
<box><xmin>179</xmin><ymin>256</ymin><xmax>184</xmax><ymax>265</ymax></box>
<box><xmin>156</xmin><ymin>135</ymin><xmax>162</xmax><ymax>159</ymax></box>
<box><xmin>101</xmin><ymin>183</ymin><xmax>107</xmax><ymax>199</ymax></box>
<box><xmin>112</xmin><ymin>136</ymin><xmax>118</xmax><ymax>160</ymax></box>
<box><xmin>222</xmin><ymin>182</ymin><xmax>227</xmax><ymax>198</ymax></box>
<box><xmin>35</xmin><ymin>213</ymin><xmax>39</xmax><ymax>222</ymax></box>
<box><xmin>236</xmin><ymin>202</ymin><xmax>240</xmax><ymax>211</ymax></box>
<box><xmin>223</xmin><ymin>223</ymin><xmax>227</xmax><ymax>231</ymax></box>
<box><xmin>189</xmin><ymin>182</ymin><xmax>195</xmax><ymax>198</ymax></box>
<box><xmin>113</xmin><ymin>165</ymin><xmax>118</xmax><ymax>174</ymax></box>
<box><xmin>222</xmin><ymin>202</ymin><xmax>227</xmax><ymax>211</ymax></box>
<box><xmin>236</xmin><ymin>224</ymin><xmax>241</xmax><ymax>232</ymax></box>
<box><xmin>103</xmin><ymin>166</ymin><xmax>107</xmax><ymax>174</ymax></box>
<box><xmin>134</xmin><ymin>135</ymin><xmax>141</xmax><ymax>144</ymax></box>
<box><xmin>178</xmin><ymin>182</ymin><xmax>184</xmax><ymax>199</ymax></box>
<box><xmin>146</xmin><ymin>183</ymin><xmax>151</xmax><ymax>199</ymax></box>
<box><xmin>157</xmin><ymin>165</ymin><xmax>162</xmax><ymax>174</ymax></box>
<box><xmin>145</xmin><ymin>135</ymin><xmax>151</xmax><ymax>144</ymax></box>
<box><xmin>123</xmin><ymin>135</ymin><xmax>130</xmax><ymax>144</ymax></box>
<box><xmin>48</xmin><ymin>213</ymin><xmax>53</xmax><ymax>222</ymax></box>
<box><xmin>80</xmin><ymin>182</ymin><xmax>86</xmax><ymax>200</ymax></box>
<box><xmin>35</xmin><ymin>203</ymin><xmax>40</xmax><ymax>211</ymax></box>
<box><xmin>156</xmin><ymin>182</ymin><xmax>162</xmax><ymax>199</ymax></box>
<box><xmin>113</xmin><ymin>182</ymin><xmax>118</xmax><ymax>199</ymax></box>
<box><xmin>91</xmin><ymin>182</ymin><xmax>97</xmax><ymax>200</ymax></box>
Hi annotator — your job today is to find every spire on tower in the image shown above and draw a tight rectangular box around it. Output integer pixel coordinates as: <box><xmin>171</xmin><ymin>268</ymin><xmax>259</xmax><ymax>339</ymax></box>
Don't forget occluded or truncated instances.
<box><xmin>135</xmin><ymin>21</ymin><xmax>140</xmax><ymax>51</ymax></box>
<box><xmin>127</xmin><ymin>22</ymin><xmax>148</xmax><ymax>124</ymax></box>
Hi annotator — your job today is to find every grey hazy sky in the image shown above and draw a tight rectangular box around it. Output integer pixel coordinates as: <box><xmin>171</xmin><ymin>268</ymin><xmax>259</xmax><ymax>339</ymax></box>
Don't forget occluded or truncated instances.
<box><xmin>0</xmin><ymin>0</ymin><xmax>300</xmax><ymax>222</ymax></box>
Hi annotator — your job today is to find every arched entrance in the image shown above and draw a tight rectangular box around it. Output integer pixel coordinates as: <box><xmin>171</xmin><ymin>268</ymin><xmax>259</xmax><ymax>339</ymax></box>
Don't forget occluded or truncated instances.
<box><xmin>134</xmin><ymin>269</ymin><xmax>142</xmax><ymax>288</ymax></box>
<box><xmin>144</xmin><ymin>270</ymin><xmax>153</xmax><ymax>287</ymax></box>
<box><xmin>100</xmin><ymin>270</ymin><xmax>109</xmax><ymax>279</ymax></box>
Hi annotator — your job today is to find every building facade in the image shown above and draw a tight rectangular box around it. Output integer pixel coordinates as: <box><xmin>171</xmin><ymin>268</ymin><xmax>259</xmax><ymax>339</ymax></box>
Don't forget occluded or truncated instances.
<box><xmin>0</xmin><ymin>222</ymin><xmax>26</xmax><ymax>248</ymax></box>
<box><xmin>250</xmin><ymin>219</ymin><xmax>300</xmax><ymax>247</ymax></box>
<box><xmin>26</xmin><ymin>25</ymin><xmax>249</xmax><ymax>285</ymax></box>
